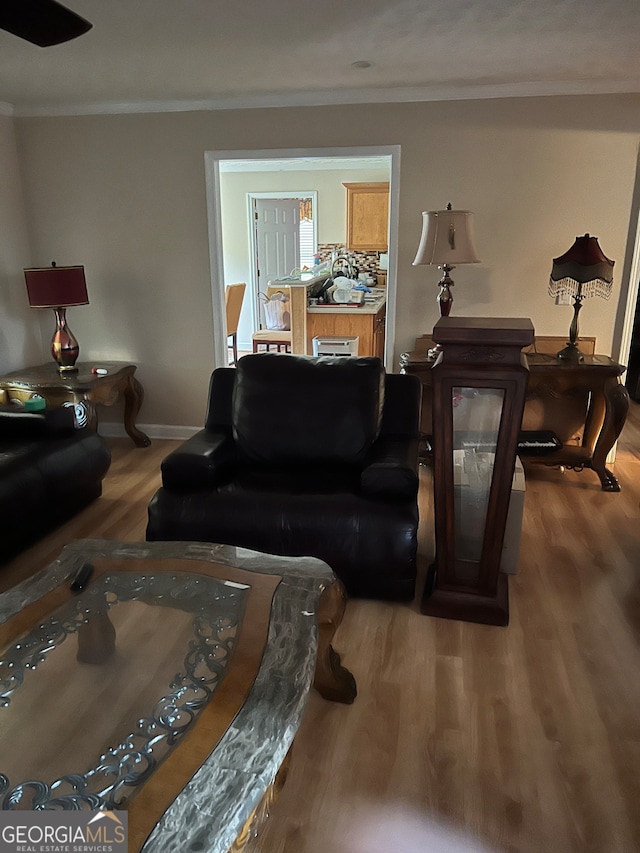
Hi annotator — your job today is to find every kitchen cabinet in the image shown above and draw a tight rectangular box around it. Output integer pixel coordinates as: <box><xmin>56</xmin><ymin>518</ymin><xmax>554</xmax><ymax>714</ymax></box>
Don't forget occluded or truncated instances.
<box><xmin>343</xmin><ymin>182</ymin><xmax>389</xmax><ymax>251</ymax></box>
<box><xmin>307</xmin><ymin>304</ymin><xmax>386</xmax><ymax>359</ymax></box>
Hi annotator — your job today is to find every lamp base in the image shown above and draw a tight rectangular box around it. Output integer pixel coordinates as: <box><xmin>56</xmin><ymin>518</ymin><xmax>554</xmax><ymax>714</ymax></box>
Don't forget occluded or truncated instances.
<box><xmin>436</xmin><ymin>265</ymin><xmax>454</xmax><ymax>317</ymax></box>
<box><xmin>557</xmin><ymin>295</ymin><xmax>584</xmax><ymax>362</ymax></box>
<box><xmin>51</xmin><ymin>307</ymin><xmax>80</xmax><ymax>374</ymax></box>
<box><xmin>556</xmin><ymin>342</ymin><xmax>584</xmax><ymax>362</ymax></box>
<box><xmin>428</xmin><ymin>265</ymin><xmax>455</xmax><ymax>360</ymax></box>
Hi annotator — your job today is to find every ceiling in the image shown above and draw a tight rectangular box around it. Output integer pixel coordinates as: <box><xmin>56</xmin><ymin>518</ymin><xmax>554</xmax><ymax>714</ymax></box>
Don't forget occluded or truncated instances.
<box><xmin>2</xmin><ymin>0</ymin><xmax>640</xmax><ymax>116</ymax></box>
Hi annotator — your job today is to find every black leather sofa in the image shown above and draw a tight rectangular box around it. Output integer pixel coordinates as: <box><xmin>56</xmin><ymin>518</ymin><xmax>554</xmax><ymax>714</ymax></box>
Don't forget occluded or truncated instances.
<box><xmin>0</xmin><ymin>402</ymin><xmax>111</xmax><ymax>563</ymax></box>
<box><xmin>147</xmin><ymin>354</ymin><xmax>421</xmax><ymax>600</ymax></box>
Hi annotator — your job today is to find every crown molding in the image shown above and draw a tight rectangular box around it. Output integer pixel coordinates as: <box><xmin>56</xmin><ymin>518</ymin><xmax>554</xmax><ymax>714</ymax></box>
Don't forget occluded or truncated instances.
<box><xmin>10</xmin><ymin>79</ymin><xmax>640</xmax><ymax>118</ymax></box>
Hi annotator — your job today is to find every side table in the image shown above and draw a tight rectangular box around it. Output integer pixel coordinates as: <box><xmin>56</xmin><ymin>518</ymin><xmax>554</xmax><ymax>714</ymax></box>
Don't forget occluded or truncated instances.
<box><xmin>524</xmin><ymin>353</ymin><xmax>629</xmax><ymax>491</ymax></box>
<box><xmin>400</xmin><ymin>341</ymin><xmax>630</xmax><ymax>491</ymax></box>
<box><xmin>0</xmin><ymin>361</ymin><xmax>151</xmax><ymax>447</ymax></box>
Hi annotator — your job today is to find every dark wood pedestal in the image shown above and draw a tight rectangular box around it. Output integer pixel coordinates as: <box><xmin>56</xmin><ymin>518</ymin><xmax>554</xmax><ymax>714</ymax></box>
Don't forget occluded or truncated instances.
<box><xmin>422</xmin><ymin>317</ymin><xmax>534</xmax><ymax>626</ymax></box>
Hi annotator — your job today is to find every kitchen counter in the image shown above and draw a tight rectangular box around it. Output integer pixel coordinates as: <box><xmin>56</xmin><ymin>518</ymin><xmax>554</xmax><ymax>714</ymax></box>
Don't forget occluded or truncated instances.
<box><xmin>306</xmin><ymin>288</ymin><xmax>386</xmax><ymax>359</ymax></box>
<box><xmin>307</xmin><ymin>288</ymin><xmax>386</xmax><ymax>315</ymax></box>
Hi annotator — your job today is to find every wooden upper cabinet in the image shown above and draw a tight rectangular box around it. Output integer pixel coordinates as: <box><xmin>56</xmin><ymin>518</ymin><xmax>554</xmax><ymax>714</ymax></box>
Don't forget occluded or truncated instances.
<box><xmin>343</xmin><ymin>182</ymin><xmax>389</xmax><ymax>251</ymax></box>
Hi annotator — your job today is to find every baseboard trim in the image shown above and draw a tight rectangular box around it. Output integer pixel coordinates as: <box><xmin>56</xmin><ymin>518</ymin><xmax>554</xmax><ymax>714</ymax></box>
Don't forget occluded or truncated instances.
<box><xmin>98</xmin><ymin>423</ymin><xmax>200</xmax><ymax>441</ymax></box>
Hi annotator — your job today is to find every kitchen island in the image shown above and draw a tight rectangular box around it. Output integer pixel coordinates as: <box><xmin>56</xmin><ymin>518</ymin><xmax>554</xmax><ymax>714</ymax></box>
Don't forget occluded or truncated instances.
<box><xmin>266</xmin><ymin>278</ymin><xmax>386</xmax><ymax>359</ymax></box>
<box><xmin>307</xmin><ymin>287</ymin><xmax>386</xmax><ymax>359</ymax></box>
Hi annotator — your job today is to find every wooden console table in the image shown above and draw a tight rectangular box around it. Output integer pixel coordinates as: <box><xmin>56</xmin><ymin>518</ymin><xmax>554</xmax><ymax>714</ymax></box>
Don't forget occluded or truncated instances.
<box><xmin>400</xmin><ymin>340</ymin><xmax>629</xmax><ymax>492</ymax></box>
<box><xmin>0</xmin><ymin>361</ymin><xmax>151</xmax><ymax>447</ymax></box>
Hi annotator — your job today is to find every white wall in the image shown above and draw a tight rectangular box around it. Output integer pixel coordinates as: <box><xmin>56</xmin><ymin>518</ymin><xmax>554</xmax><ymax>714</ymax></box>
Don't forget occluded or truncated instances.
<box><xmin>220</xmin><ymin>166</ymin><xmax>390</xmax><ymax>348</ymax></box>
<box><xmin>0</xmin><ymin>113</ymin><xmax>41</xmax><ymax>373</ymax></box>
<box><xmin>12</xmin><ymin>95</ymin><xmax>640</xmax><ymax>430</ymax></box>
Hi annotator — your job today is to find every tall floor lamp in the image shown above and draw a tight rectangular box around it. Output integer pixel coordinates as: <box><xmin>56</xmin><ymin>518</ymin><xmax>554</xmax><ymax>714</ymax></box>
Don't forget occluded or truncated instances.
<box><xmin>24</xmin><ymin>262</ymin><xmax>89</xmax><ymax>374</ymax></box>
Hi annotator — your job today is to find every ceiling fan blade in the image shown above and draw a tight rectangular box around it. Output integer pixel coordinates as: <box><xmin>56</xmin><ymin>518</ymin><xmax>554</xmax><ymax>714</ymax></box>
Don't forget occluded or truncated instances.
<box><xmin>0</xmin><ymin>0</ymin><xmax>92</xmax><ymax>47</ymax></box>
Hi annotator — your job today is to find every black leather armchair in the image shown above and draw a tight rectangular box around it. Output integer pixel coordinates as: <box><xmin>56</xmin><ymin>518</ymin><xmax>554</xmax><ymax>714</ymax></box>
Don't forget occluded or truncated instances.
<box><xmin>146</xmin><ymin>354</ymin><xmax>421</xmax><ymax>600</ymax></box>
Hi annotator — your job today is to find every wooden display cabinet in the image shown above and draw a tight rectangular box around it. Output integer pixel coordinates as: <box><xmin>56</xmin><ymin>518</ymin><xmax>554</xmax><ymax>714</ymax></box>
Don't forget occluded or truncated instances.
<box><xmin>343</xmin><ymin>182</ymin><xmax>389</xmax><ymax>251</ymax></box>
<box><xmin>423</xmin><ymin>317</ymin><xmax>534</xmax><ymax>626</ymax></box>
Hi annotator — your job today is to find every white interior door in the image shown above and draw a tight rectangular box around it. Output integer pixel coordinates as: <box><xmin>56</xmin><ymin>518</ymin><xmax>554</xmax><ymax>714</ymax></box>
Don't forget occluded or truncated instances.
<box><xmin>254</xmin><ymin>197</ymin><xmax>300</xmax><ymax>328</ymax></box>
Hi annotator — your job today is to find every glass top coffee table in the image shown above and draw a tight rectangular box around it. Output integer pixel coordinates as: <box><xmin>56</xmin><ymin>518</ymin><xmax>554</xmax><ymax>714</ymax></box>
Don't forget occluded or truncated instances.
<box><xmin>0</xmin><ymin>540</ymin><xmax>356</xmax><ymax>853</ymax></box>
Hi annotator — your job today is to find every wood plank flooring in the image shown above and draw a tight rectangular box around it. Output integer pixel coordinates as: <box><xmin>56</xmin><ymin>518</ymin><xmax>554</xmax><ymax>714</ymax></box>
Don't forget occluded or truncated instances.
<box><xmin>2</xmin><ymin>407</ymin><xmax>640</xmax><ymax>853</ymax></box>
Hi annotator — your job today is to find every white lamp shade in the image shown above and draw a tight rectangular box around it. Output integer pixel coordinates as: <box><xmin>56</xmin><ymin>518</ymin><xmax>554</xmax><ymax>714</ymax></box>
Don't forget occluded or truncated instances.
<box><xmin>413</xmin><ymin>208</ymin><xmax>480</xmax><ymax>266</ymax></box>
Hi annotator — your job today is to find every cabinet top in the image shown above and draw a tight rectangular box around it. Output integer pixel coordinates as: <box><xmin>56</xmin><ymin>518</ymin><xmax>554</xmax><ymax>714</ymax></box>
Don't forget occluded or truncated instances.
<box><xmin>433</xmin><ymin>316</ymin><xmax>535</xmax><ymax>348</ymax></box>
<box><xmin>342</xmin><ymin>182</ymin><xmax>389</xmax><ymax>191</ymax></box>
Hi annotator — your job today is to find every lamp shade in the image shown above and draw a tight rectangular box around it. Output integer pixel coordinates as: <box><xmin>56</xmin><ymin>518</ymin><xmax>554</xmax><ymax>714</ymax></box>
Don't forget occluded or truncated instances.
<box><xmin>413</xmin><ymin>206</ymin><xmax>480</xmax><ymax>267</ymax></box>
<box><xmin>24</xmin><ymin>264</ymin><xmax>89</xmax><ymax>308</ymax></box>
<box><xmin>549</xmin><ymin>234</ymin><xmax>614</xmax><ymax>300</ymax></box>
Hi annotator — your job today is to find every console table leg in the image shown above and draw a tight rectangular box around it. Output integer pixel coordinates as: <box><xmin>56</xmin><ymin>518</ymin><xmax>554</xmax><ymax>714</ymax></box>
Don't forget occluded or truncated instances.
<box><xmin>123</xmin><ymin>375</ymin><xmax>151</xmax><ymax>447</ymax></box>
<box><xmin>590</xmin><ymin>378</ymin><xmax>629</xmax><ymax>492</ymax></box>
<box><xmin>313</xmin><ymin>580</ymin><xmax>357</xmax><ymax>704</ymax></box>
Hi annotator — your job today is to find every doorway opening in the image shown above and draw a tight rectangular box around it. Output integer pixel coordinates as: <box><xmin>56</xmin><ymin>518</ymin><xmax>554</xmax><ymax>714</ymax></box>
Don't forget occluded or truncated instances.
<box><xmin>204</xmin><ymin>146</ymin><xmax>400</xmax><ymax>370</ymax></box>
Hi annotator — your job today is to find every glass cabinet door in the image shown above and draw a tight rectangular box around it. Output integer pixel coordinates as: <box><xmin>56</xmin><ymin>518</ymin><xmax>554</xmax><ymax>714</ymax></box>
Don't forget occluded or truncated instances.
<box><xmin>452</xmin><ymin>387</ymin><xmax>505</xmax><ymax>573</ymax></box>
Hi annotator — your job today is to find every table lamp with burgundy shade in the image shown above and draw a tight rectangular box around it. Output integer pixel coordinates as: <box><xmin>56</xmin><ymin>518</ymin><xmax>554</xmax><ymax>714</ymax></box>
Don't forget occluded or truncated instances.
<box><xmin>24</xmin><ymin>262</ymin><xmax>89</xmax><ymax>374</ymax></box>
<box><xmin>548</xmin><ymin>233</ymin><xmax>614</xmax><ymax>361</ymax></box>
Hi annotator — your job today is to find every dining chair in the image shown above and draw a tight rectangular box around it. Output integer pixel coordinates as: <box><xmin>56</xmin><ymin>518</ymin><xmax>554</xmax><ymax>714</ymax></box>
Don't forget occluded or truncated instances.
<box><xmin>251</xmin><ymin>284</ymin><xmax>292</xmax><ymax>353</ymax></box>
<box><xmin>225</xmin><ymin>283</ymin><xmax>246</xmax><ymax>365</ymax></box>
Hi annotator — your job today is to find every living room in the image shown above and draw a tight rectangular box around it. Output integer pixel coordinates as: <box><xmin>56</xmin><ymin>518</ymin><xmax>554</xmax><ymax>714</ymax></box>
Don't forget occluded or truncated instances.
<box><xmin>1</xmin><ymin>2</ymin><xmax>640</xmax><ymax>852</ymax></box>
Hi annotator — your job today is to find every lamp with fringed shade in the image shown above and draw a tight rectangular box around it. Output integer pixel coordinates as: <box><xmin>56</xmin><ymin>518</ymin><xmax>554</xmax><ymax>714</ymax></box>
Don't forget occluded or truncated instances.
<box><xmin>548</xmin><ymin>234</ymin><xmax>614</xmax><ymax>361</ymax></box>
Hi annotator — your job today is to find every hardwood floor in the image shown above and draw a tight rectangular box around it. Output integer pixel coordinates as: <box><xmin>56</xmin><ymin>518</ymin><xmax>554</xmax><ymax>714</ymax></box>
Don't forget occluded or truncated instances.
<box><xmin>2</xmin><ymin>406</ymin><xmax>640</xmax><ymax>852</ymax></box>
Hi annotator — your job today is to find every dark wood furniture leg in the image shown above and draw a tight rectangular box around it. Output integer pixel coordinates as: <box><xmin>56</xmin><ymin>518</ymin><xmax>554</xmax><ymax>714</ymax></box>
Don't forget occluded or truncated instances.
<box><xmin>590</xmin><ymin>376</ymin><xmax>630</xmax><ymax>491</ymax></box>
<box><xmin>123</xmin><ymin>374</ymin><xmax>151</xmax><ymax>447</ymax></box>
<box><xmin>314</xmin><ymin>580</ymin><xmax>357</xmax><ymax>704</ymax></box>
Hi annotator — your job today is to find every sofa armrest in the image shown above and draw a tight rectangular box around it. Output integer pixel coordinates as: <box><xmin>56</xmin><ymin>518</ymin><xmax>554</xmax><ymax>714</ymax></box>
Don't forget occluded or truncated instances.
<box><xmin>360</xmin><ymin>434</ymin><xmax>420</xmax><ymax>501</ymax></box>
<box><xmin>0</xmin><ymin>405</ymin><xmax>77</xmax><ymax>439</ymax></box>
<box><xmin>161</xmin><ymin>428</ymin><xmax>237</xmax><ymax>491</ymax></box>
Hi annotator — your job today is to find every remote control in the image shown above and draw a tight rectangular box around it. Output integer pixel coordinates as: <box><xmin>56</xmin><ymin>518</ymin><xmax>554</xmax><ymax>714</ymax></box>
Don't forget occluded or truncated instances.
<box><xmin>70</xmin><ymin>562</ymin><xmax>94</xmax><ymax>592</ymax></box>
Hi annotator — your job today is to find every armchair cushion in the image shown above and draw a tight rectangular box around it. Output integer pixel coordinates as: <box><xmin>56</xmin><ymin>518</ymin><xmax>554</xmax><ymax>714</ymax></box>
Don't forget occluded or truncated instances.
<box><xmin>231</xmin><ymin>354</ymin><xmax>385</xmax><ymax>466</ymax></box>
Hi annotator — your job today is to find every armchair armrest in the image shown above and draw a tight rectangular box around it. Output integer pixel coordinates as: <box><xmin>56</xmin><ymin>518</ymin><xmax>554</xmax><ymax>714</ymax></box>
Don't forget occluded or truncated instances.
<box><xmin>360</xmin><ymin>434</ymin><xmax>420</xmax><ymax>501</ymax></box>
<box><xmin>161</xmin><ymin>428</ymin><xmax>237</xmax><ymax>491</ymax></box>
